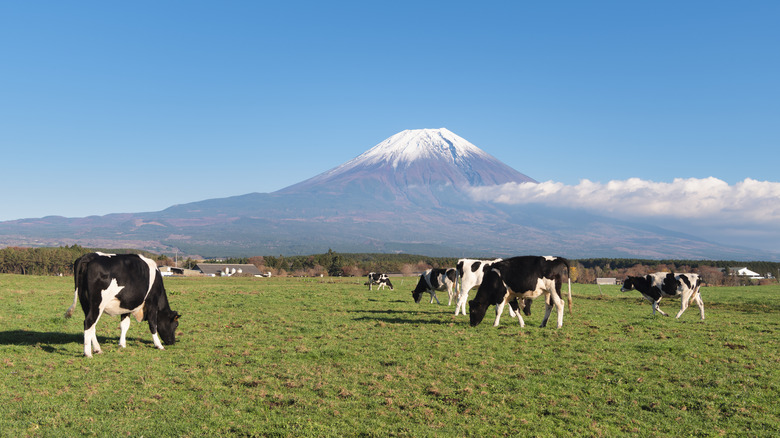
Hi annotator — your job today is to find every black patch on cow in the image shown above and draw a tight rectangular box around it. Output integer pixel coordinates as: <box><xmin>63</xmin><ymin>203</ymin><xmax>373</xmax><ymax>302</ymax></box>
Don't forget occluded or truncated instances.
<box><xmin>661</xmin><ymin>273</ymin><xmax>678</xmax><ymax>295</ymax></box>
<box><xmin>429</xmin><ymin>270</ymin><xmax>442</xmax><ymax>289</ymax></box>
<box><xmin>679</xmin><ymin>274</ymin><xmax>692</xmax><ymax>289</ymax></box>
<box><xmin>445</xmin><ymin>268</ymin><xmax>457</xmax><ymax>284</ymax></box>
<box><xmin>470</xmin><ymin>261</ymin><xmax>482</xmax><ymax>273</ymax></box>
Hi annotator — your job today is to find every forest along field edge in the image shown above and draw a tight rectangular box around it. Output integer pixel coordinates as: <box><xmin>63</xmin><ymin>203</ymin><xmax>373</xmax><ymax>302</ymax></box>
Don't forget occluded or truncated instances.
<box><xmin>1</xmin><ymin>245</ymin><xmax>778</xmax><ymax>286</ymax></box>
<box><xmin>0</xmin><ymin>273</ymin><xmax>778</xmax><ymax>436</ymax></box>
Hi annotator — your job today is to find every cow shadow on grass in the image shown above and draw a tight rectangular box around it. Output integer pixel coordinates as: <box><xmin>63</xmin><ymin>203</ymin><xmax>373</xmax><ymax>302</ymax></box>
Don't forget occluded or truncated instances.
<box><xmin>350</xmin><ymin>309</ymin><xmax>458</xmax><ymax>325</ymax></box>
<box><xmin>0</xmin><ymin>330</ymin><xmax>160</xmax><ymax>355</ymax></box>
<box><xmin>352</xmin><ymin>316</ymin><xmax>453</xmax><ymax>325</ymax></box>
<box><xmin>0</xmin><ymin>330</ymin><xmax>85</xmax><ymax>355</ymax></box>
<box><xmin>348</xmin><ymin>309</ymin><xmax>442</xmax><ymax>315</ymax></box>
<box><xmin>0</xmin><ymin>329</ymin><xmax>82</xmax><ymax>346</ymax></box>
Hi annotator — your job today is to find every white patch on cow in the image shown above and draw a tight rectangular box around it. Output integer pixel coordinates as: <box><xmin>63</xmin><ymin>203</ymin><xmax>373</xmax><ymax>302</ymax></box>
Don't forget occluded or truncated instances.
<box><xmin>506</xmin><ymin>277</ymin><xmax>551</xmax><ymax>300</ymax></box>
<box><xmin>137</xmin><ymin>254</ymin><xmax>159</xmax><ymax>298</ymax></box>
<box><xmin>100</xmin><ymin>279</ymin><xmax>128</xmax><ymax>316</ymax></box>
<box><xmin>96</xmin><ymin>251</ymin><xmax>116</xmax><ymax>257</ymax></box>
<box><xmin>543</xmin><ymin>256</ymin><xmax>557</xmax><ymax>261</ymax></box>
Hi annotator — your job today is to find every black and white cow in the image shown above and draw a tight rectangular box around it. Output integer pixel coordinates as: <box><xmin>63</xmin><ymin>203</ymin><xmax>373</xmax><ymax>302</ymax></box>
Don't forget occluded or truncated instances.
<box><xmin>469</xmin><ymin>256</ymin><xmax>572</xmax><ymax>328</ymax></box>
<box><xmin>64</xmin><ymin>252</ymin><xmax>181</xmax><ymax>357</ymax></box>
<box><xmin>367</xmin><ymin>272</ymin><xmax>394</xmax><ymax>291</ymax></box>
<box><xmin>621</xmin><ymin>273</ymin><xmax>704</xmax><ymax>319</ymax></box>
<box><xmin>454</xmin><ymin>258</ymin><xmax>533</xmax><ymax>318</ymax></box>
<box><xmin>412</xmin><ymin>268</ymin><xmax>458</xmax><ymax>304</ymax></box>
<box><xmin>454</xmin><ymin>258</ymin><xmax>502</xmax><ymax>316</ymax></box>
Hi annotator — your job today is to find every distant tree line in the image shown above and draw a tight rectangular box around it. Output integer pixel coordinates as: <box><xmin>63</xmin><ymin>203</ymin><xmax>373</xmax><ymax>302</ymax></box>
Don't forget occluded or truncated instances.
<box><xmin>2</xmin><ymin>246</ymin><xmax>778</xmax><ymax>286</ymax></box>
<box><xmin>0</xmin><ymin>246</ymin><xmax>168</xmax><ymax>276</ymax></box>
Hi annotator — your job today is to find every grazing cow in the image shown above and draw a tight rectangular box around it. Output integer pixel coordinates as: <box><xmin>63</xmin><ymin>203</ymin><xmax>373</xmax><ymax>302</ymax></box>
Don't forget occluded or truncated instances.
<box><xmin>455</xmin><ymin>258</ymin><xmax>533</xmax><ymax>318</ymax></box>
<box><xmin>621</xmin><ymin>273</ymin><xmax>704</xmax><ymax>319</ymax></box>
<box><xmin>454</xmin><ymin>258</ymin><xmax>502</xmax><ymax>316</ymax></box>
<box><xmin>412</xmin><ymin>268</ymin><xmax>457</xmax><ymax>304</ymax></box>
<box><xmin>64</xmin><ymin>252</ymin><xmax>181</xmax><ymax>357</ymax></box>
<box><xmin>469</xmin><ymin>256</ymin><xmax>572</xmax><ymax>329</ymax></box>
<box><xmin>366</xmin><ymin>272</ymin><xmax>394</xmax><ymax>290</ymax></box>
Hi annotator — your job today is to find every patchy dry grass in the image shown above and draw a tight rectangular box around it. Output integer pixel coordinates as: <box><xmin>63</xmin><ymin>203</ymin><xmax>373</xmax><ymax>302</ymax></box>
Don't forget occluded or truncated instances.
<box><xmin>0</xmin><ymin>274</ymin><xmax>778</xmax><ymax>436</ymax></box>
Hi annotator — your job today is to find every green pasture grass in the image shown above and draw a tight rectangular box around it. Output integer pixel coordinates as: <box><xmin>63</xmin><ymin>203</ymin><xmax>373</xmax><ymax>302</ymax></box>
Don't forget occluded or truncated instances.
<box><xmin>0</xmin><ymin>274</ymin><xmax>778</xmax><ymax>437</ymax></box>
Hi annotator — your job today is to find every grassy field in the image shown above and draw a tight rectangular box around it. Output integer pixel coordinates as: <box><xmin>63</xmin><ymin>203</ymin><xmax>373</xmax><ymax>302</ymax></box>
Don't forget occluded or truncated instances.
<box><xmin>0</xmin><ymin>273</ymin><xmax>778</xmax><ymax>437</ymax></box>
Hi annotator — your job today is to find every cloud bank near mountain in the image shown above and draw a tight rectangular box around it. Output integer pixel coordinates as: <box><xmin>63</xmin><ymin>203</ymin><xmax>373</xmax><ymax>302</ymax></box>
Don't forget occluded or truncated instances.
<box><xmin>468</xmin><ymin>177</ymin><xmax>780</xmax><ymax>252</ymax></box>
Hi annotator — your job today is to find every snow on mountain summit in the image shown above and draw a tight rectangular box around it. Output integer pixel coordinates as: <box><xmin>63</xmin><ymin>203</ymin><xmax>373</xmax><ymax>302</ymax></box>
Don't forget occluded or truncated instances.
<box><xmin>355</xmin><ymin>128</ymin><xmax>491</xmax><ymax>169</ymax></box>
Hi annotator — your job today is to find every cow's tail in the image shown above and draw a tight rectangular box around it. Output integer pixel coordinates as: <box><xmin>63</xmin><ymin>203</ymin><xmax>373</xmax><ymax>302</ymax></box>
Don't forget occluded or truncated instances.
<box><xmin>64</xmin><ymin>252</ymin><xmax>94</xmax><ymax>318</ymax></box>
<box><xmin>64</xmin><ymin>288</ymin><xmax>78</xmax><ymax>318</ymax></box>
<box><xmin>563</xmin><ymin>258</ymin><xmax>573</xmax><ymax>315</ymax></box>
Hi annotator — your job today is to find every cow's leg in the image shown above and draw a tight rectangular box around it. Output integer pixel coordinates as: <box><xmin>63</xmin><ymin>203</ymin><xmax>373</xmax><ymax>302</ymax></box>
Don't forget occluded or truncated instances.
<box><xmin>515</xmin><ymin>310</ymin><xmax>525</xmax><ymax>327</ymax></box>
<box><xmin>541</xmin><ymin>289</ymin><xmax>563</xmax><ymax>328</ymax></box>
<box><xmin>693</xmin><ymin>288</ymin><xmax>705</xmax><ymax>320</ymax></box>
<box><xmin>654</xmin><ymin>300</ymin><xmax>669</xmax><ymax>316</ymax></box>
<box><xmin>119</xmin><ymin>314</ymin><xmax>131</xmax><ymax>348</ymax></box>
<box><xmin>151</xmin><ymin>333</ymin><xmax>165</xmax><ymax>350</ymax></box>
<box><xmin>493</xmin><ymin>300</ymin><xmax>507</xmax><ymax>327</ymax></box>
<box><xmin>83</xmin><ymin>309</ymin><xmax>103</xmax><ymax>358</ymax></box>
<box><xmin>430</xmin><ymin>291</ymin><xmax>440</xmax><ymax>305</ymax></box>
<box><xmin>642</xmin><ymin>295</ymin><xmax>655</xmax><ymax>312</ymax></box>
<box><xmin>507</xmin><ymin>299</ymin><xmax>524</xmax><ymax>327</ymax></box>
<box><xmin>455</xmin><ymin>279</ymin><xmax>475</xmax><ymax>316</ymax></box>
<box><xmin>547</xmin><ymin>290</ymin><xmax>565</xmax><ymax>328</ymax></box>
<box><xmin>675</xmin><ymin>289</ymin><xmax>693</xmax><ymax>319</ymax></box>
<box><xmin>539</xmin><ymin>296</ymin><xmax>554</xmax><ymax>328</ymax></box>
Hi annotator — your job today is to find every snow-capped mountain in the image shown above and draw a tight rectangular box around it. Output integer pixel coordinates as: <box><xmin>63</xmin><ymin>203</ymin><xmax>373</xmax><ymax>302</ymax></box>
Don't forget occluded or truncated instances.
<box><xmin>0</xmin><ymin>128</ymin><xmax>773</xmax><ymax>260</ymax></box>
<box><xmin>278</xmin><ymin>128</ymin><xmax>535</xmax><ymax>199</ymax></box>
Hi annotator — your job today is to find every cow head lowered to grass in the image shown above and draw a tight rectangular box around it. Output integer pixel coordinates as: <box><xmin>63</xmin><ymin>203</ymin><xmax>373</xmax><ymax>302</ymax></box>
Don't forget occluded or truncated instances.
<box><xmin>64</xmin><ymin>252</ymin><xmax>181</xmax><ymax>357</ymax></box>
<box><xmin>411</xmin><ymin>268</ymin><xmax>457</xmax><ymax>305</ymax></box>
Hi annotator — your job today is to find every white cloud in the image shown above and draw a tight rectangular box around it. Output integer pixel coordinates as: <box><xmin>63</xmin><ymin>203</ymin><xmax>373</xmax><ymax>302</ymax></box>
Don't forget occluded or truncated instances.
<box><xmin>468</xmin><ymin>177</ymin><xmax>780</xmax><ymax>226</ymax></box>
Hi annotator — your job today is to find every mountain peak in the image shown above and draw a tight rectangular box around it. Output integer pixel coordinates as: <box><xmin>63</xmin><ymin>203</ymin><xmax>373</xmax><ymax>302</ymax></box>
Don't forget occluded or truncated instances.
<box><xmin>355</xmin><ymin>128</ymin><xmax>490</xmax><ymax>169</ymax></box>
<box><xmin>276</xmin><ymin>128</ymin><xmax>536</xmax><ymax>196</ymax></box>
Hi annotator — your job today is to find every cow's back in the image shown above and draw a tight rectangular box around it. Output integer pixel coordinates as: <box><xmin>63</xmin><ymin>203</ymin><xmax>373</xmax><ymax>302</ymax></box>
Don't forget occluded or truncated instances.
<box><xmin>80</xmin><ymin>253</ymin><xmax>158</xmax><ymax>313</ymax></box>
<box><xmin>492</xmin><ymin>256</ymin><xmax>545</xmax><ymax>292</ymax></box>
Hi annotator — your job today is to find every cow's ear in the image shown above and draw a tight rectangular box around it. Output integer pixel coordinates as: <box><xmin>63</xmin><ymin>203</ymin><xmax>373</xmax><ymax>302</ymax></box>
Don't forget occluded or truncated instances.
<box><xmin>173</xmin><ymin>312</ymin><xmax>181</xmax><ymax>321</ymax></box>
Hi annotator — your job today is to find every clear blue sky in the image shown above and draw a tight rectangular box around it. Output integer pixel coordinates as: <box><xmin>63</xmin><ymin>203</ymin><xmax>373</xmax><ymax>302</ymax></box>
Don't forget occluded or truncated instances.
<box><xmin>2</xmin><ymin>1</ymin><xmax>779</xmax><ymax>222</ymax></box>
